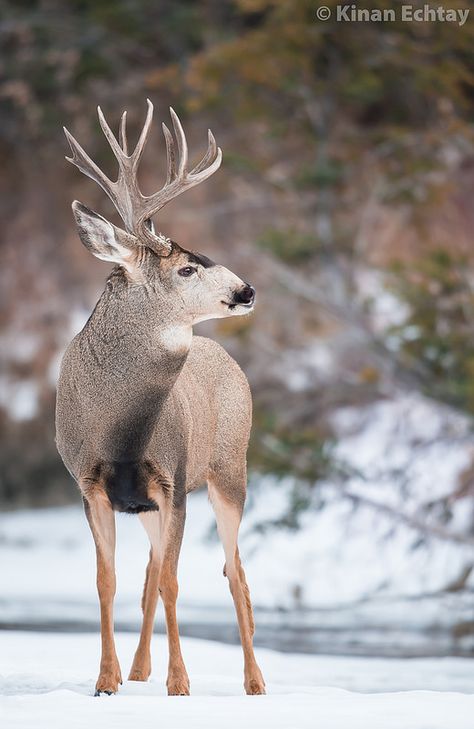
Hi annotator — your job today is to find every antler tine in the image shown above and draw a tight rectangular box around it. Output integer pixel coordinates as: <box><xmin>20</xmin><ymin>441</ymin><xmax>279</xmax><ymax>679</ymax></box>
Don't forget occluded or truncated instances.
<box><xmin>169</xmin><ymin>107</ymin><xmax>188</xmax><ymax>176</ymax></box>
<box><xmin>97</xmin><ymin>106</ymin><xmax>125</xmax><ymax>163</ymax></box>
<box><xmin>64</xmin><ymin>126</ymin><xmax>116</xmax><ymax>199</ymax></box>
<box><xmin>119</xmin><ymin>111</ymin><xmax>128</xmax><ymax>155</ymax></box>
<box><xmin>65</xmin><ymin>101</ymin><xmax>222</xmax><ymax>255</ymax></box>
<box><xmin>140</xmin><ymin>113</ymin><xmax>222</xmax><ymax>221</ymax></box>
<box><xmin>191</xmin><ymin>129</ymin><xmax>218</xmax><ymax>175</ymax></box>
<box><xmin>189</xmin><ymin>145</ymin><xmax>223</xmax><ymax>183</ymax></box>
<box><xmin>162</xmin><ymin>122</ymin><xmax>177</xmax><ymax>184</ymax></box>
<box><xmin>130</xmin><ymin>98</ymin><xmax>154</xmax><ymax>170</ymax></box>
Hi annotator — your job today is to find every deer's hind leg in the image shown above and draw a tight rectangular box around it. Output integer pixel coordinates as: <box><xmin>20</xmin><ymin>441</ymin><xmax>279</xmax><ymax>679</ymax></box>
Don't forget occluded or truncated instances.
<box><xmin>129</xmin><ymin>490</ymin><xmax>189</xmax><ymax>695</ymax></box>
<box><xmin>128</xmin><ymin>510</ymin><xmax>161</xmax><ymax>682</ymax></box>
<box><xmin>208</xmin><ymin>471</ymin><xmax>265</xmax><ymax>695</ymax></box>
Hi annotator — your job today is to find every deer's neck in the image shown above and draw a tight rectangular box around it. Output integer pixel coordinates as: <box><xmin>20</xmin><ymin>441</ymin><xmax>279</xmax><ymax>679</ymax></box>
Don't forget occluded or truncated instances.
<box><xmin>85</xmin><ymin>282</ymin><xmax>192</xmax><ymax>371</ymax></box>
<box><xmin>80</xmin><ymin>281</ymin><xmax>192</xmax><ymax>461</ymax></box>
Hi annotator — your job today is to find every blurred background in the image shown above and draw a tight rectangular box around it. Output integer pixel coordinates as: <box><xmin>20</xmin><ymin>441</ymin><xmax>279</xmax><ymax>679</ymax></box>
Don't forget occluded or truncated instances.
<box><xmin>1</xmin><ymin>0</ymin><xmax>474</xmax><ymax>661</ymax></box>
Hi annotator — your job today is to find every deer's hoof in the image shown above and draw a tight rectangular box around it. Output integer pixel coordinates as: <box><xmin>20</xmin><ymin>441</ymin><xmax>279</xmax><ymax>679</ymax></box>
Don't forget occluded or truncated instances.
<box><xmin>245</xmin><ymin>671</ymin><xmax>266</xmax><ymax>695</ymax></box>
<box><xmin>245</xmin><ymin>679</ymin><xmax>266</xmax><ymax>695</ymax></box>
<box><xmin>95</xmin><ymin>670</ymin><xmax>122</xmax><ymax>696</ymax></box>
<box><xmin>167</xmin><ymin>674</ymin><xmax>190</xmax><ymax>696</ymax></box>
<box><xmin>128</xmin><ymin>668</ymin><xmax>151</xmax><ymax>682</ymax></box>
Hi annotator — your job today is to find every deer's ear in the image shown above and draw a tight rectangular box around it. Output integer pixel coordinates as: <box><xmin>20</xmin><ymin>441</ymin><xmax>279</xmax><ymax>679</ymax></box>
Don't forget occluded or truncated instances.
<box><xmin>72</xmin><ymin>201</ymin><xmax>137</xmax><ymax>272</ymax></box>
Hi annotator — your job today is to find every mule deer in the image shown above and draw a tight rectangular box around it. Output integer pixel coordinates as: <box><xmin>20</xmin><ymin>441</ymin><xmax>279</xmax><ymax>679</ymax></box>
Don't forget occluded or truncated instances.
<box><xmin>56</xmin><ymin>100</ymin><xmax>265</xmax><ymax>696</ymax></box>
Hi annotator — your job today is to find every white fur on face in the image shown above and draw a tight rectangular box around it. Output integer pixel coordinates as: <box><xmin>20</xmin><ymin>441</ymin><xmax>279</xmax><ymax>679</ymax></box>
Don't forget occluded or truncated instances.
<box><xmin>179</xmin><ymin>264</ymin><xmax>253</xmax><ymax>324</ymax></box>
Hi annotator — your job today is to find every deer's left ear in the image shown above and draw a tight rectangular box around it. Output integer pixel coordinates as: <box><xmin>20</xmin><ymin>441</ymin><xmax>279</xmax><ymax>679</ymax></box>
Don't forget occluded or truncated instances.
<box><xmin>72</xmin><ymin>200</ymin><xmax>138</xmax><ymax>272</ymax></box>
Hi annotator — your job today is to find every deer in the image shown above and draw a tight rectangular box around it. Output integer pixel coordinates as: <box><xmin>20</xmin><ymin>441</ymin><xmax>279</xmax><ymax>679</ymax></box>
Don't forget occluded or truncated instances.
<box><xmin>56</xmin><ymin>100</ymin><xmax>266</xmax><ymax>697</ymax></box>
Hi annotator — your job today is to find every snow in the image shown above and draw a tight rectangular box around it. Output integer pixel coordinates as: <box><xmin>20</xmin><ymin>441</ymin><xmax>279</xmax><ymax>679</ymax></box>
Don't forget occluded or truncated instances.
<box><xmin>332</xmin><ymin>392</ymin><xmax>472</xmax><ymax>506</ymax></box>
<box><xmin>283</xmin><ymin>342</ymin><xmax>335</xmax><ymax>391</ymax></box>
<box><xmin>1</xmin><ymin>485</ymin><xmax>473</xmax><ymax>657</ymax></box>
<box><xmin>0</xmin><ymin>377</ymin><xmax>39</xmax><ymax>421</ymax></box>
<box><xmin>355</xmin><ymin>268</ymin><xmax>410</xmax><ymax>331</ymax></box>
<box><xmin>1</xmin><ymin>632</ymin><xmax>473</xmax><ymax>729</ymax></box>
<box><xmin>0</xmin><ymin>489</ymin><xmax>459</xmax><ymax>618</ymax></box>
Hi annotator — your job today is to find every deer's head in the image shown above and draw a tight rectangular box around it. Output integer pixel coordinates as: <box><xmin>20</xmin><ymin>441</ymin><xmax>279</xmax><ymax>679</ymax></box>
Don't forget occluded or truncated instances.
<box><xmin>64</xmin><ymin>101</ymin><xmax>255</xmax><ymax>325</ymax></box>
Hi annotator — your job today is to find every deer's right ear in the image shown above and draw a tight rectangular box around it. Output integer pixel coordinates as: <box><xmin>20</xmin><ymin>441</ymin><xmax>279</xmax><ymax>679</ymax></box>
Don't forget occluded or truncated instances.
<box><xmin>72</xmin><ymin>201</ymin><xmax>138</xmax><ymax>272</ymax></box>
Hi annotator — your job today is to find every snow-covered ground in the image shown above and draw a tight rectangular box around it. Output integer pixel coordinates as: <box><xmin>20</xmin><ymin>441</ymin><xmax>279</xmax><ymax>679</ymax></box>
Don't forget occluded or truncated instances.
<box><xmin>1</xmin><ymin>437</ymin><xmax>471</xmax><ymax>613</ymax></box>
<box><xmin>1</xmin><ymin>631</ymin><xmax>473</xmax><ymax>729</ymax></box>
<box><xmin>1</xmin><ymin>429</ymin><xmax>473</xmax><ymax>657</ymax></box>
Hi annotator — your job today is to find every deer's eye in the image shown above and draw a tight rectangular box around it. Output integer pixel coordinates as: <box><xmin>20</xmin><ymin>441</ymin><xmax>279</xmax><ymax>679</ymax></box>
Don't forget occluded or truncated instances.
<box><xmin>178</xmin><ymin>266</ymin><xmax>197</xmax><ymax>278</ymax></box>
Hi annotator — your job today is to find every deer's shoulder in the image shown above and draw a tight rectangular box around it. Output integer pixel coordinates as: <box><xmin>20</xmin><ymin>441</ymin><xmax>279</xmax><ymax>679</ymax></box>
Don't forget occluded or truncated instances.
<box><xmin>189</xmin><ymin>334</ymin><xmax>242</xmax><ymax>368</ymax></box>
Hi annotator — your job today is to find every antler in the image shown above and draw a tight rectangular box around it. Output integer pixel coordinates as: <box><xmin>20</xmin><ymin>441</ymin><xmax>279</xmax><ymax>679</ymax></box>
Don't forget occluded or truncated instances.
<box><xmin>64</xmin><ymin>99</ymin><xmax>222</xmax><ymax>255</ymax></box>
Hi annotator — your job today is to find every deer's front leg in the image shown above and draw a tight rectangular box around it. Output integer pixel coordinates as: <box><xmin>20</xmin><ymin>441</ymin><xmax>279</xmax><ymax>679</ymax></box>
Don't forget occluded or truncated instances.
<box><xmin>83</xmin><ymin>488</ymin><xmax>122</xmax><ymax>695</ymax></box>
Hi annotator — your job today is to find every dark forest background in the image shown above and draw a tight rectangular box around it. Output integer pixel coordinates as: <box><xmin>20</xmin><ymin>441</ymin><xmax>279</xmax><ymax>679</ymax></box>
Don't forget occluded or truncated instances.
<box><xmin>1</xmin><ymin>0</ymin><xmax>474</xmax><ymax>558</ymax></box>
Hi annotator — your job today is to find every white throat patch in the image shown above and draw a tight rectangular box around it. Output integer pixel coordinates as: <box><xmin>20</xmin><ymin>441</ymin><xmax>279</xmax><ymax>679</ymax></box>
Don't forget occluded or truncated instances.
<box><xmin>158</xmin><ymin>325</ymin><xmax>192</xmax><ymax>353</ymax></box>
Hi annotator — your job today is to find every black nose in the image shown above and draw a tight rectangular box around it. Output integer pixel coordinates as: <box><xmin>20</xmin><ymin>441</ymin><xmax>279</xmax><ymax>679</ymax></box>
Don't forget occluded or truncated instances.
<box><xmin>233</xmin><ymin>284</ymin><xmax>255</xmax><ymax>305</ymax></box>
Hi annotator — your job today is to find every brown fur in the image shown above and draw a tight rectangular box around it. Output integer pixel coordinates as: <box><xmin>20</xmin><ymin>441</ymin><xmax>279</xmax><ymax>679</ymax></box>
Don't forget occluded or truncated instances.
<box><xmin>55</xmin><ymin>222</ymin><xmax>265</xmax><ymax>696</ymax></box>
<box><xmin>238</xmin><ymin>554</ymin><xmax>256</xmax><ymax>637</ymax></box>
<box><xmin>57</xmin><ymin>102</ymin><xmax>264</xmax><ymax>696</ymax></box>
